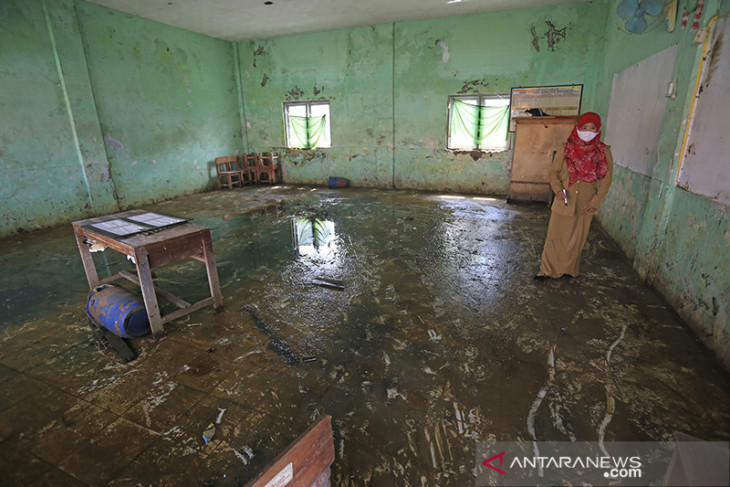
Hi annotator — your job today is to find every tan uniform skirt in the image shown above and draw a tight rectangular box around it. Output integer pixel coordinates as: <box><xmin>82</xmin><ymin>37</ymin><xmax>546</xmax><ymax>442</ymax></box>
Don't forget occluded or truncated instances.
<box><xmin>539</xmin><ymin>180</ymin><xmax>597</xmax><ymax>278</ymax></box>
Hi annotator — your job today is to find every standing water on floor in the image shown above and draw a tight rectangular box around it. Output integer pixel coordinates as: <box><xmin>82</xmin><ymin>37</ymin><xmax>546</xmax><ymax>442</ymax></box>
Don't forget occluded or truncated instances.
<box><xmin>0</xmin><ymin>186</ymin><xmax>729</xmax><ymax>486</ymax></box>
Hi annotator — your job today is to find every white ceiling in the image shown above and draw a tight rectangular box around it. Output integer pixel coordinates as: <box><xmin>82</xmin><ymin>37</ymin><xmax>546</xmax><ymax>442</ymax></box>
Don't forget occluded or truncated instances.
<box><xmin>85</xmin><ymin>0</ymin><xmax>591</xmax><ymax>42</ymax></box>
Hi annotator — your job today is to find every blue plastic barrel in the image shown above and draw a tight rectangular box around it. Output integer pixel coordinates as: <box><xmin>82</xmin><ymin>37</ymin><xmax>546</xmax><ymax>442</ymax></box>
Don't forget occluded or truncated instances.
<box><xmin>86</xmin><ymin>284</ymin><xmax>151</xmax><ymax>338</ymax></box>
<box><xmin>328</xmin><ymin>177</ymin><xmax>348</xmax><ymax>188</ymax></box>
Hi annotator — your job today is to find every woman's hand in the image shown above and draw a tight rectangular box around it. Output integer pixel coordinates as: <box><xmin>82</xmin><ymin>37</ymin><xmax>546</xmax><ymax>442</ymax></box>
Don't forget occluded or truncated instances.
<box><xmin>584</xmin><ymin>205</ymin><xmax>597</xmax><ymax>214</ymax></box>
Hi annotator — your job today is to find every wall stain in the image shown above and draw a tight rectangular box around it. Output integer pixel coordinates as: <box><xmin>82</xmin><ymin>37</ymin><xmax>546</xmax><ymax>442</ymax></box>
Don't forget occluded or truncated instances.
<box><xmin>286</xmin><ymin>86</ymin><xmax>306</xmax><ymax>100</ymax></box>
<box><xmin>458</xmin><ymin>79</ymin><xmax>490</xmax><ymax>94</ymax></box>
<box><xmin>251</xmin><ymin>43</ymin><xmax>267</xmax><ymax>68</ymax></box>
<box><xmin>104</xmin><ymin>134</ymin><xmax>130</xmax><ymax>157</ymax></box>
<box><xmin>545</xmin><ymin>21</ymin><xmax>567</xmax><ymax>51</ymax></box>
<box><xmin>261</xmin><ymin>73</ymin><xmax>270</xmax><ymax>87</ymax></box>
<box><xmin>530</xmin><ymin>26</ymin><xmax>540</xmax><ymax>52</ymax></box>
<box><xmin>313</xmin><ymin>84</ymin><xmax>324</xmax><ymax>96</ymax></box>
<box><xmin>283</xmin><ymin>148</ymin><xmax>321</xmax><ymax>164</ymax></box>
<box><xmin>437</xmin><ymin>39</ymin><xmax>450</xmax><ymax>63</ymax></box>
<box><xmin>705</xmin><ymin>31</ymin><xmax>723</xmax><ymax>86</ymax></box>
<box><xmin>452</xmin><ymin>150</ymin><xmax>485</xmax><ymax>161</ymax></box>
<box><xmin>529</xmin><ymin>20</ymin><xmax>567</xmax><ymax>52</ymax></box>
<box><xmin>701</xmin><ymin>272</ymin><xmax>713</xmax><ymax>288</ymax></box>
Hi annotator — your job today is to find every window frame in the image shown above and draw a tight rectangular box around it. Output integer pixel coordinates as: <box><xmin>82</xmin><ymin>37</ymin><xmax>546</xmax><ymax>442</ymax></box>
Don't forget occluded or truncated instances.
<box><xmin>284</xmin><ymin>100</ymin><xmax>332</xmax><ymax>150</ymax></box>
<box><xmin>447</xmin><ymin>94</ymin><xmax>511</xmax><ymax>152</ymax></box>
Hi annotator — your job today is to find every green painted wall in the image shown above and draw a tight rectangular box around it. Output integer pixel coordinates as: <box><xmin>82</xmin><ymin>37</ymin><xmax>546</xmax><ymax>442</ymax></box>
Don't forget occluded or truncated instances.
<box><xmin>0</xmin><ymin>0</ymin><xmax>118</xmax><ymax>234</ymax></box>
<box><xmin>2</xmin><ymin>0</ymin><xmax>729</xmax><ymax>367</ymax></box>
<box><xmin>0</xmin><ymin>0</ymin><xmax>241</xmax><ymax>236</ymax></box>
<box><xmin>75</xmin><ymin>1</ymin><xmax>241</xmax><ymax>208</ymax></box>
<box><xmin>393</xmin><ymin>3</ymin><xmax>607</xmax><ymax>193</ymax></box>
<box><xmin>595</xmin><ymin>0</ymin><xmax>730</xmax><ymax>368</ymax></box>
<box><xmin>238</xmin><ymin>25</ymin><xmax>395</xmax><ymax>188</ymax></box>
<box><xmin>238</xmin><ymin>2</ymin><xmax>608</xmax><ymax>193</ymax></box>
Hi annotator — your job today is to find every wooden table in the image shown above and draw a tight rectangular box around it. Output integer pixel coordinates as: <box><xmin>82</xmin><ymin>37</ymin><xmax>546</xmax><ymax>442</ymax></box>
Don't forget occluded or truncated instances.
<box><xmin>72</xmin><ymin>210</ymin><xmax>223</xmax><ymax>336</ymax></box>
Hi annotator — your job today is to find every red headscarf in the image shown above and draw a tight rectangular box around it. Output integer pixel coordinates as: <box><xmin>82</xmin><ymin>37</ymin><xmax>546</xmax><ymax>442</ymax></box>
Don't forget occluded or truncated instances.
<box><xmin>564</xmin><ymin>112</ymin><xmax>608</xmax><ymax>186</ymax></box>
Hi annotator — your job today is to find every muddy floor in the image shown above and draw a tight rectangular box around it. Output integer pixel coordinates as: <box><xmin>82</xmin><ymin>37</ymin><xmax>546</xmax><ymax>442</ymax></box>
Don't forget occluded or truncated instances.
<box><xmin>0</xmin><ymin>186</ymin><xmax>728</xmax><ymax>486</ymax></box>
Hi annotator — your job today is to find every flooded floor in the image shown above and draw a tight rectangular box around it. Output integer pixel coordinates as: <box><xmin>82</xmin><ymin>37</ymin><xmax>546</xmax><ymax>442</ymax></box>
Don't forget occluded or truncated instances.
<box><xmin>1</xmin><ymin>186</ymin><xmax>729</xmax><ymax>486</ymax></box>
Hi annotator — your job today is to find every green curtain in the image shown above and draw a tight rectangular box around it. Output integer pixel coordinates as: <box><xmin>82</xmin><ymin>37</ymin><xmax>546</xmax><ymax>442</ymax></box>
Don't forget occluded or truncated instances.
<box><xmin>478</xmin><ymin>104</ymin><xmax>510</xmax><ymax>148</ymax></box>
<box><xmin>289</xmin><ymin>115</ymin><xmax>327</xmax><ymax>149</ymax></box>
<box><xmin>450</xmin><ymin>99</ymin><xmax>509</xmax><ymax>149</ymax></box>
<box><xmin>450</xmin><ymin>99</ymin><xmax>480</xmax><ymax>147</ymax></box>
<box><xmin>307</xmin><ymin>115</ymin><xmax>328</xmax><ymax>149</ymax></box>
<box><xmin>289</xmin><ymin>115</ymin><xmax>310</xmax><ymax>149</ymax></box>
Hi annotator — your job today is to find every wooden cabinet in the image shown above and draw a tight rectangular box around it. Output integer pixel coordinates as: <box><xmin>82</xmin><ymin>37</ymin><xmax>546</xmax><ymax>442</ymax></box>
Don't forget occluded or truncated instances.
<box><xmin>508</xmin><ymin>116</ymin><xmax>577</xmax><ymax>203</ymax></box>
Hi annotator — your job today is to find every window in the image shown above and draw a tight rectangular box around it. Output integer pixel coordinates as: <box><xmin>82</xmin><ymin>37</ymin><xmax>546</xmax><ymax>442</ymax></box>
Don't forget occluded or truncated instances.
<box><xmin>284</xmin><ymin>101</ymin><xmax>331</xmax><ymax>149</ymax></box>
<box><xmin>447</xmin><ymin>95</ymin><xmax>510</xmax><ymax>151</ymax></box>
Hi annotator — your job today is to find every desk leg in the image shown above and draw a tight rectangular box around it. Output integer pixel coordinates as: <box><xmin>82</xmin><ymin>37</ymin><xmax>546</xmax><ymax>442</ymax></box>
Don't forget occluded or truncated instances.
<box><xmin>133</xmin><ymin>247</ymin><xmax>165</xmax><ymax>336</ymax></box>
<box><xmin>202</xmin><ymin>230</ymin><xmax>223</xmax><ymax>310</ymax></box>
<box><xmin>74</xmin><ymin>227</ymin><xmax>99</xmax><ymax>288</ymax></box>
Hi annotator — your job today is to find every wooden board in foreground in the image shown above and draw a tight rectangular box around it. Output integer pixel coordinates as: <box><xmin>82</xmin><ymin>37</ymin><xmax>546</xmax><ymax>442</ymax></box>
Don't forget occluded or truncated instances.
<box><xmin>245</xmin><ymin>415</ymin><xmax>334</xmax><ymax>487</ymax></box>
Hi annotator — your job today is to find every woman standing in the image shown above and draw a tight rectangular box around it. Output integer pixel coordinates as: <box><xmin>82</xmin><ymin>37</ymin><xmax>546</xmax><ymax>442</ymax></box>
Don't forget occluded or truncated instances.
<box><xmin>535</xmin><ymin>112</ymin><xmax>613</xmax><ymax>280</ymax></box>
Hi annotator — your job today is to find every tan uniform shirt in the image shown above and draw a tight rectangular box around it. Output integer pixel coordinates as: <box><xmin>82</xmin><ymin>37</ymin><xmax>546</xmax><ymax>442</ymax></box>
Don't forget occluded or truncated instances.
<box><xmin>548</xmin><ymin>145</ymin><xmax>614</xmax><ymax>216</ymax></box>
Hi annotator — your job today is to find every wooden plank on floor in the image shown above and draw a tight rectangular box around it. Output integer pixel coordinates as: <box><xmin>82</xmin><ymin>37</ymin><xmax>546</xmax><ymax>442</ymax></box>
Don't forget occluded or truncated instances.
<box><xmin>244</xmin><ymin>415</ymin><xmax>334</xmax><ymax>487</ymax></box>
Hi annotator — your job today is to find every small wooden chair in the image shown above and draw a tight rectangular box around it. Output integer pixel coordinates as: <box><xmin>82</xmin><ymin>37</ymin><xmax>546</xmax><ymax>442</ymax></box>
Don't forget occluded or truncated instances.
<box><xmin>243</xmin><ymin>153</ymin><xmax>260</xmax><ymax>184</ymax></box>
<box><xmin>215</xmin><ymin>156</ymin><xmax>242</xmax><ymax>189</ymax></box>
<box><xmin>257</xmin><ymin>152</ymin><xmax>282</xmax><ymax>184</ymax></box>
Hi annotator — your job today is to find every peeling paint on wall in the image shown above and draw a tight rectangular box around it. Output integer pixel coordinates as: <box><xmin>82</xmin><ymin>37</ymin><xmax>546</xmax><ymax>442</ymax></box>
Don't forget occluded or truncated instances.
<box><xmin>76</xmin><ymin>1</ymin><xmax>241</xmax><ymax>208</ymax></box>
<box><xmin>706</xmin><ymin>32</ymin><xmax>723</xmax><ymax>84</ymax></box>
<box><xmin>104</xmin><ymin>133</ymin><xmax>129</xmax><ymax>157</ymax></box>
<box><xmin>241</xmin><ymin>4</ymin><xmax>605</xmax><ymax>195</ymax></box>
<box><xmin>595</xmin><ymin>0</ymin><xmax>730</xmax><ymax>370</ymax></box>
<box><xmin>419</xmin><ymin>137</ymin><xmax>440</xmax><ymax>149</ymax></box>
<box><xmin>252</xmin><ymin>43</ymin><xmax>266</xmax><ymax>67</ymax></box>
<box><xmin>458</xmin><ymin>79</ymin><xmax>490</xmax><ymax>94</ymax></box>
<box><xmin>284</xmin><ymin>148</ymin><xmax>323</xmax><ymax>165</ymax></box>
<box><xmin>452</xmin><ymin>150</ymin><xmax>490</xmax><ymax>161</ymax></box>
<box><xmin>530</xmin><ymin>26</ymin><xmax>540</xmax><ymax>52</ymax></box>
<box><xmin>529</xmin><ymin>20</ymin><xmax>568</xmax><ymax>52</ymax></box>
<box><xmin>437</xmin><ymin>39</ymin><xmax>450</xmax><ymax>63</ymax></box>
<box><xmin>545</xmin><ymin>21</ymin><xmax>567</xmax><ymax>51</ymax></box>
<box><xmin>285</xmin><ymin>86</ymin><xmax>306</xmax><ymax>100</ymax></box>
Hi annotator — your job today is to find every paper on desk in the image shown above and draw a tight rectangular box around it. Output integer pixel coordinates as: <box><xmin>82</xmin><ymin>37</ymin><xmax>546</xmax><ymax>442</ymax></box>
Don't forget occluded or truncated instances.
<box><xmin>91</xmin><ymin>219</ymin><xmax>147</xmax><ymax>236</ymax></box>
<box><xmin>126</xmin><ymin>212</ymin><xmax>186</xmax><ymax>228</ymax></box>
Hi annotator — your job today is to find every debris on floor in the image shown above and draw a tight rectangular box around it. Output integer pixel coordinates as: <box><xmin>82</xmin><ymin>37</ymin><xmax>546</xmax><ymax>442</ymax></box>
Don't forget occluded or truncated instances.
<box><xmin>0</xmin><ymin>186</ymin><xmax>728</xmax><ymax>486</ymax></box>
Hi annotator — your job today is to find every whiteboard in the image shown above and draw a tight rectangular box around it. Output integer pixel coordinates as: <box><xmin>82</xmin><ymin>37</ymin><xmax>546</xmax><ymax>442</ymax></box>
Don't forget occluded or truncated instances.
<box><xmin>604</xmin><ymin>45</ymin><xmax>678</xmax><ymax>176</ymax></box>
<box><xmin>677</xmin><ymin>15</ymin><xmax>730</xmax><ymax>205</ymax></box>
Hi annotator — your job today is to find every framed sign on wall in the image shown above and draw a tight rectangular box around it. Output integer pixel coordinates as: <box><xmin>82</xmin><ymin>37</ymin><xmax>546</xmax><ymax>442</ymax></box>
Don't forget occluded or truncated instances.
<box><xmin>509</xmin><ymin>85</ymin><xmax>583</xmax><ymax>131</ymax></box>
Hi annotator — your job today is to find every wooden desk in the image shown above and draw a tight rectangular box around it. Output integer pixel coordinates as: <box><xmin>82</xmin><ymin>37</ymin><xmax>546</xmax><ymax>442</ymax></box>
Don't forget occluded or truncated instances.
<box><xmin>72</xmin><ymin>210</ymin><xmax>223</xmax><ymax>336</ymax></box>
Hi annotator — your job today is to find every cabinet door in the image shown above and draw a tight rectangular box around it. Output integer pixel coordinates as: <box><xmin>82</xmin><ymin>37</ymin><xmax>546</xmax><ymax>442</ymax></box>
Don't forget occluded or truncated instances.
<box><xmin>508</xmin><ymin>118</ymin><xmax>575</xmax><ymax>202</ymax></box>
